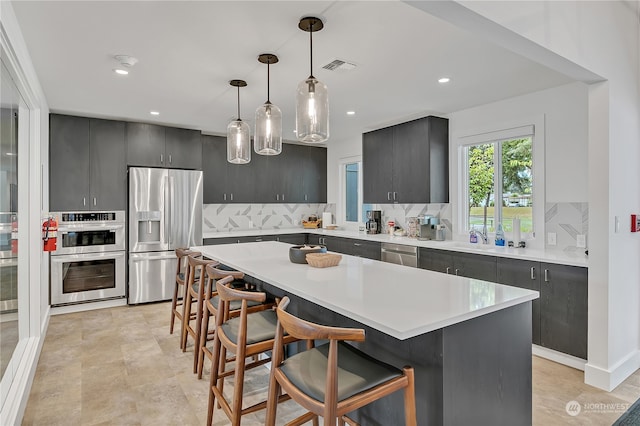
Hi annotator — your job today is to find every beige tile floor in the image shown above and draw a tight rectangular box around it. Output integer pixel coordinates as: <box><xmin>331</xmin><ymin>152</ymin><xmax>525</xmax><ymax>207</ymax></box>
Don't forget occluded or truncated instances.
<box><xmin>22</xmin><ymin>301</ymin><xmax>640</xmax><ymax>425</ymax></box>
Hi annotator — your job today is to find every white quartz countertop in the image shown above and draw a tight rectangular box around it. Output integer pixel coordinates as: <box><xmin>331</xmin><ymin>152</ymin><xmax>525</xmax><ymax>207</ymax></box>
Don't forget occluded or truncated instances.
<box><xmin>202</xmin><ymin>228</ymin><xmax>588</xmax><ymax>267</ymax></box>
<box><xmin>192</xmin><ymin>241</ymin><xmax>539</xmax><ymax>340</ymax></box>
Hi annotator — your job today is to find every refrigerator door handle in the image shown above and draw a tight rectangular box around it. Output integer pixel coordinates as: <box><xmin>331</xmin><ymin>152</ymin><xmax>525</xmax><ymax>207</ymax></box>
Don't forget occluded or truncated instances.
<box><xmin>164</xmin><ymin>175</ymin><xmax>170</xmax><ymax>246</ymax></box>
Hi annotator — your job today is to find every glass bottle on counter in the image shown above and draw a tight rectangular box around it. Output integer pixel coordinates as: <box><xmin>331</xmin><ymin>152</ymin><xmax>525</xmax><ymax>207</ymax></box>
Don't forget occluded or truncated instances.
<box><xmin>495</xmin><ymin>223</ymin><xmax>506</xmax><ymax>246</ymax></box>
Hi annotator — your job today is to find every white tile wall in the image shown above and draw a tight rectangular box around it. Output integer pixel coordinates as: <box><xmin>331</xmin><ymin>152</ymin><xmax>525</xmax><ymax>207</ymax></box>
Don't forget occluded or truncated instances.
<box><xmin>203</xmin><ymin>203</ymin><xmax>335</xmax><ymax>232</ymax></box>
<box><xmin>376</xmin><ymin>203</ymin><xmax>452</xmax><ymax>238</ymax></box>
<box><xmin>545</xmin><ymin>202</ymin><xmax>589</xmax><ymax>252</ymax></box>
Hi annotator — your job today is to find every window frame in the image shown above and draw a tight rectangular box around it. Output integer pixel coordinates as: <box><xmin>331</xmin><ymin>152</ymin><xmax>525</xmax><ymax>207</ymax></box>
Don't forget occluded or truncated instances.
<box><xmin>454</xmin><ymin>117</ymin><xmax>545</xmax><ymax>249</ymax></box>
<box><xmin>338</xmin><ymin>156</ymin><xmax>365</xmax><ymax>229</ymax></box>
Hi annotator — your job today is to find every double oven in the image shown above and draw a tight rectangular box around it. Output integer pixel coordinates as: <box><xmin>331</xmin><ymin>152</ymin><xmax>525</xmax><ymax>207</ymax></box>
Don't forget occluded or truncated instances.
<box><xmin>50</xmin><ymin>211</ymin><xmax>126</xmax><ymax>306</ymax></box>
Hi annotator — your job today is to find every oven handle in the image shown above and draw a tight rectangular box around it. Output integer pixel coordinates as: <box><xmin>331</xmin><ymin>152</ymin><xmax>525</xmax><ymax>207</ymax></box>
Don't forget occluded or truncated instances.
<box><xmin>129</xmin><ymin>252</ymin><xmax>177</xmax><ymax>262</ymax></box>
<box><xmin>51</xmin><ymin>251</ymin><xmax>126</xmax><ymax>262</ymax></box>
<box><xmin>57</xmin><ymin>224</ymin><xmax>125</xmax><ymax>233</ymax></box>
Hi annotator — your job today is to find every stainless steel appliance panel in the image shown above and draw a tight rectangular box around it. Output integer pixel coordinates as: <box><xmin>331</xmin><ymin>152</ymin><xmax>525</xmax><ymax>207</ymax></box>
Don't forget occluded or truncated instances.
<box><xmin>129</xmin><ymin>167</ymin><xmax>168</xmax><ymax>253</ymax></box>
<box><xmin>128</xmin><ymin>252</ymin><xmax>177</xmax><ymax>304</ymax></box>
<box><xmin>51</xmin><ymin>250</ymin><xmax>126</xmax><ymax>305</ymax></box>
<box><xmin>380</xmin><ymin>243</ymin><xmax>418</xmax><ymax>267</ymax></box>
<box><xmin>168</xmin><ymin>169</ymin><xmax>202</xmax><ymax>249</ymax></box>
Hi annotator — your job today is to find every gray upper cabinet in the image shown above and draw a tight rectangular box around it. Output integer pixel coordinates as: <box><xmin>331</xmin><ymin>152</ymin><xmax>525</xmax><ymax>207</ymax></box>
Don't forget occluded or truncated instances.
<box><xmin>126</xmin><ymin>122</ymin><xmax>202</xmax><ymax>170</ymax></box>
<box><xmin>202</xmin><ymin>136</ymin><xmax>327</xmax><ymax>204</ymax></box>
<box><xmin>50</xmin><ymin>114</ymin><xmax>126</xmax><ymax>211</ymax></box>
<box><xmin>363</xmin><ymin>116</ymin><xmax>449</xmax><ymax>204</ymax></box>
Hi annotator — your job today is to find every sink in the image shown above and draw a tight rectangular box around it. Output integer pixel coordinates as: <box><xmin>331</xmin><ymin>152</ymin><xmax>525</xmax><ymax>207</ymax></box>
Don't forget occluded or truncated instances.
<box><xmin>446</xmin><ymin>242</ymin><xmax>497</xmax><ymax>252</ymax></box>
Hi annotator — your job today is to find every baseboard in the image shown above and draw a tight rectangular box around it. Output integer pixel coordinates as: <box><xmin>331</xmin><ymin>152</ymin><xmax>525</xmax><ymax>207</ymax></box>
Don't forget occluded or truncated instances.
<box><xmin>532</xmin><ymin>344</ymin><xmax>587</xmax><ymax>370</ymax></box>
<box><xmin>585</xmin><ymin>350</ymin><xmax>640</xmax><ymax>392</ymax></box>
<box><xmin>50</xmin><ymin>298</ymin><xmax>127</xmax><ymax>315</ymax></box>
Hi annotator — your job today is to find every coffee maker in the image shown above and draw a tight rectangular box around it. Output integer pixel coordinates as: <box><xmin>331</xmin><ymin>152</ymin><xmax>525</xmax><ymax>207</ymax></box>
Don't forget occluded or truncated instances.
<box><xmin>366</xmin><ymin>210</ymin><xmax>382</xmax><ymax>234</ymax></box>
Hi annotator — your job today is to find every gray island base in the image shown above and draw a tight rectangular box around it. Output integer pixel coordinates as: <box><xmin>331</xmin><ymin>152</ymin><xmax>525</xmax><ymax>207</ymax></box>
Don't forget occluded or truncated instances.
<box><xmin>194</xmin><ymin>242</ymin><xmax>535</xmax><ymax>426</ymax></box>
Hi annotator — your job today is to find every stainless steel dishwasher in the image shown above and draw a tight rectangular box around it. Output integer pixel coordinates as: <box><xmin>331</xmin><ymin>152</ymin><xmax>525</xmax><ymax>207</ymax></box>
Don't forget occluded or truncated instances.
<box><xmin>380</xmin><ymin>243</ymin><xmax>418</xmax><ymax>267</ymax></box>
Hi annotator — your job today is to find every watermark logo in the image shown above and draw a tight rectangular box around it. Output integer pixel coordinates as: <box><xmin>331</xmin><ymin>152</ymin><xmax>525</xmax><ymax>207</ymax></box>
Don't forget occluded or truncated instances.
<box><xmin>566</xmin><ymin>400</ymin><xmax>582</xmax><ymax>416</ymax></box>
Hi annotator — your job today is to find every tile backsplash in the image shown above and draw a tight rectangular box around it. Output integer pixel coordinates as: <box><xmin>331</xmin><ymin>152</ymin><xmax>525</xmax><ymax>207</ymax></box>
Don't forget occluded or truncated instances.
<box><xmin>376</xmin><ymin>203</ymin><xmax>452</xmax><ymax>238</ymax></box>
<box><xmin>203</xmin><ymin>204</ymin><xmax>335</xmax><ymax>233</ymax></box>
<box><xmin>545</xmin><ymin>202</ymin><xmax>588</xmax><ymax>252</ymax></box>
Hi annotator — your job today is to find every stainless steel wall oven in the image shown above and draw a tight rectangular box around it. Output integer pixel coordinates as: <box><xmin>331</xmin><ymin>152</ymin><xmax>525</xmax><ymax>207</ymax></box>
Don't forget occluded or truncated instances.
<box><xmin>50</xmin><ymin>211</ymin><xmax>126</xmax><ymax>306</ymax></box>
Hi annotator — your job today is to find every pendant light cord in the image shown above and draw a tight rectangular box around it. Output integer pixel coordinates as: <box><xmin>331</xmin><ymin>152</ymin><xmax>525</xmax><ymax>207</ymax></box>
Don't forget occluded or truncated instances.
<box><xmin>309</xmin><ymin>20</ymin><xmax>314</xmax><ymax>78</ymax></box>
<box><xmin>267</xmin><ymin>62</ymin><xmax>271</xmax><ymax>103</ymax></box>
<box><xmin>237</xmin><ymin>85</ymin><xmax>241</xmax><ymax>120</ymax></box>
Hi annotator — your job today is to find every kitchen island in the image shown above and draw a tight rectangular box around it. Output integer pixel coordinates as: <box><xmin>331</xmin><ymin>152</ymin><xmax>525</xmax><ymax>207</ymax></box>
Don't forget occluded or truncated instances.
<box><xmin>194</xmin><ymin>241</ymin><xmax>539</xmax><ymax>425</ymax></box>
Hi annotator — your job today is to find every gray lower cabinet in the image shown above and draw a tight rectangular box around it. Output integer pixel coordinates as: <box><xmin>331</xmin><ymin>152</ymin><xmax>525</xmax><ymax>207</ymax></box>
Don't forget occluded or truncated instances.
<box><xmin>126</xmin><ymin>122</ymin><xmax>201</xmax><ymax>169</ymax></box>
<box><xmin>309</xmin><ymin>235</ymin><xmax>380</xmax><ymax>260</ymax></box>
<box><xmin>497</xmin><ymin>258</ymin><xmax>587</xmax><ymax>358</ymax></box>
<box><xmin>496</xmin><ymin>258</ymin><xmax>542</xmax><ymax>345</ymax></box>
<box><xmin>418</xmin><ymin>248</ymin><xmax>497</xmax><ymax>282</ymax></box>
<box><xmin>50</xmin><ymin>114</ymin><xmax>126</xmax><ymax>211</ymax></box>
<box><xmin>273</xmin><ymin>234</ymin><xmax>307</xmax><ymax>245</ymax></box>
<box><xmin>540</xmin><ymin>263</ymin><xmax>588</xmax><ymax>359</ymax></box>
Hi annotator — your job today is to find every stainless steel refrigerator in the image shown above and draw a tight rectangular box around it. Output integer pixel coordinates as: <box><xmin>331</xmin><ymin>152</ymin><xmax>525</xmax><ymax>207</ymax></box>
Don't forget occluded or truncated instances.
<box><xmin>128</xmin><ymin>167</ymin><xmax>202</xmax><ymax>304</ymax></box>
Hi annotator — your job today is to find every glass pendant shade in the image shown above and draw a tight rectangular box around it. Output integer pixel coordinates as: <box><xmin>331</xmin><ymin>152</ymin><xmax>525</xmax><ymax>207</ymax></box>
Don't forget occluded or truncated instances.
<box><xmin>255</xmin><ymin>102</ymin><xmax>282</xmax><ymax>155</ymax></box>
<box><xmin>296</xmin><ymin>76</ymin><xmax>329</xmax><ymax>143</ymax></box>
<box><xmin>227</xmin><ymin>119</ymin><xmax>251</xmax><ymax>164</ymax></box>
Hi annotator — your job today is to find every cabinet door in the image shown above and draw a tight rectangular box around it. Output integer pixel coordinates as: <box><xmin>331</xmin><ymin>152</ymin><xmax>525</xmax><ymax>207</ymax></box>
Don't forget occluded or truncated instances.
<box><xmin>350</xmin><ymin>240</ymin><xmax>381</xmax><ymax>260</ymax></box>
<box><xmin>307</xmin><ymin>234</ymin><xmax>323</xmax><ymax>246</ymax></box>
<box><xmin>202</xmin><ymin>135</ymin><xmax>228</xmax><ymax>203</ymax></box>
<box><xmin>363</xmin><ymin>127</ymin><xmax>394</xmax><ymax>203</ymax></box>
<box><xmin>50</xmin><ymin>114</ymin><xmax>90</xmax><ymax>211</ymax></box>
<box><xmin>275</xmin><ymin>234</ymin><xmax>307</xmax><ymax>245</ymax></box>
<box><xmin>426</xmin><ymin>116</ymin><xmax>449</xmax><ymax>203</ymax></box>
<box><xmin>497</xmin><ymin>258</ymin><xmax>541</xmax><ymax>344</ymax></box>
<box><xmin>89</xmin><ymin>119</ymin><xmax>126</xmax><ymax>210</ymax></box>
<box><xmin>418</xmin><ymin>248</ymin><xmax>453</xmax><ymax>274</ymax></box>
<box><xmin>165</xmin><ymin>127</ymin><xmax>202</xmax><ymax>170</ymax></box>
<box><xmin>252</xmin><ymin>154</ymin><xmax>279</xmax><ymax>203</ymax></box>
<box><xmin>280</xmin><ymin>144</ymin><xmax>306</xmax><ymax>203</ymax></box>
<box><xmin>302</xmin><ymin>146</ymin><xmax>327</xmax><ymax>203</ymax></box>
<box><xmin>126</xmin><ymin>122</ymin><xmax>165</xmax><ymax>167</ymax></box>
<box><xmin>540</xmin><ymin>263</ymin><xmax>588</xmax><ymax>359</ymax></box>
<box><xmin>203</xmin><ymin>237</ymin><xmax>242</xmax><ymax>245</ymax></box>
<box><xmin>391</xmin><ymin>118</ymin><xmax>430</xmax><ymax>203</ymax></box>
<box><xmin>452</xmin><ymin>252</ymin><xmax>497</xmax><ymax>281</ymax></box>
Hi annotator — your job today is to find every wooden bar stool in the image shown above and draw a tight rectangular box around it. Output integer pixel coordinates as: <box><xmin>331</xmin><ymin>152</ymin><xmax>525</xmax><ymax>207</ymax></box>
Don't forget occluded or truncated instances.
<box><xmin>196</xmin><ymin>263</ymin><xmax>271</xmax><ymax>379</ymax></box>
<box><xmin>169</xmin><ymin>248</ymin><xmax>202</xmax><ymax>334</ymax></box>
<box><xmin>180</xmin><ymin>254</ymin><xmax>218</xmax><ymax>373</ymax></box>
<box><xmin>265</xmin><ymin>297</ymin><xmax>417</xmax><ymax>426</ymax></box>
<box><xmin>206</xmin><ymin>278</ymin><xmax>296</xmax><ymax>426</ymax></box>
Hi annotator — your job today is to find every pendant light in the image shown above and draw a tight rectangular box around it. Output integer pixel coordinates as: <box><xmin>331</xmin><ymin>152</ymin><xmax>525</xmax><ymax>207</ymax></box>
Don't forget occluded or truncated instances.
<box><xmin>255</xmin><ymin>54</ymin><xmax>282</xmax><ymax>155</ymax></box>
<box><xmin>227</xmin><ymin>79</ymin><xmax>251</xmax><ymax>164</ymax></box>
<box><xmin>296</xmin><ymin>16</ymin><xmax>329</xmax><ymax>143</ymax></box>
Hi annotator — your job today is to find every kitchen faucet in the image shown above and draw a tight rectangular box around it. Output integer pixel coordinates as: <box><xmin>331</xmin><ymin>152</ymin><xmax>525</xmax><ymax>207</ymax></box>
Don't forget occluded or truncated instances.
<box><xmin>475</xmin><ymin>225</ymin><xmax>489</xmax><ymax>244</ymax></box>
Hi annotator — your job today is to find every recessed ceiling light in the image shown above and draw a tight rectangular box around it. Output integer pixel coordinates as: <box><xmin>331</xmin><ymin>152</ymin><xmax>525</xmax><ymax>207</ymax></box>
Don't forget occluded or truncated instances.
<box><xmin>150</xmin><ymin>111</ymin><xmax>160</xmax><ymax>116</ymax></box>
<box><xmin>438</xmin><ymin>77</ymin><xmax>450</xmax><ymax>83</ymax></box>
<box><xmin>346</xmin><ymin>111</ymin><xmax>355</xmax><ymax>116</ymax></box>
<box><xmin>114</xmin><ymin>69</ymin><xmax>129</xmax><ymax>75</ymax></box>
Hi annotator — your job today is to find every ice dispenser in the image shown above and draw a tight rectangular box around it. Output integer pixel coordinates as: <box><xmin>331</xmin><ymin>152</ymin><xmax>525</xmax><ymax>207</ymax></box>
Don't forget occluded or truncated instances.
<box><xmin>136</xmin><ymin>211</ymin><xmax>162</xmax><ymax>243</ymax></box>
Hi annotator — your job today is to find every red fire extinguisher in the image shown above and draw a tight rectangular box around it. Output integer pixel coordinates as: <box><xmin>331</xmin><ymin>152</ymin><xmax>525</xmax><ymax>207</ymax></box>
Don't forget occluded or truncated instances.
<box><xmin>42</xmin><ymin>217</ymin><xmax>58</xmax><ymax>252</ymax></box>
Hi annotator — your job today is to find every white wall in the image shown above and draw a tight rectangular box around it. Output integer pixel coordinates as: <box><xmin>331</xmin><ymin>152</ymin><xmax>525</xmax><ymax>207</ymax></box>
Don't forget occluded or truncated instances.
<box><xmin>407</xmin><ymin>0</ymin><xmax>640</xmax><ymax>391</ymax></box>
<box><xmin>450</xmin><ymin>81</ymin><xmax>589</xmax><ymax>203</ymax></box>
<box><xmin>0</xmin><ymin>2</ymin><xmax>50</xmax><ymax>424</ymax></box>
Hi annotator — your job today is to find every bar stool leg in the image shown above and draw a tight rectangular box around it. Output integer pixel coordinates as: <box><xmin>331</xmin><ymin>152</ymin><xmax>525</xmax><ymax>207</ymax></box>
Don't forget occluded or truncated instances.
<box><xmin>207</xmin><ymin>329</ymin><xmax>222</xmax><ymax>426</ymax></box>
<box><xmin>403</xmin><ymin>367</ymin><xmax>417</xmax><ymax>426</ymax></box>
<box><xmin>197</xmin><ymin>303</ymin><xmax>211</xmax><ymax>379</ymax></box>
<box><xmin>181</xmin><ymin>287</ymin><xmax>193</xmax><ymax>351</ymax></box>
<box><xmin>192</xmin><ymin>293</ymin><xmax>204</xmax><ymax>373</ymax></box>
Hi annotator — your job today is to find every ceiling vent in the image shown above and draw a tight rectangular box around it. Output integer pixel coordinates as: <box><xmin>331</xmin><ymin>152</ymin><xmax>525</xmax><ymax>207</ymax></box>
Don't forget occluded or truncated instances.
<box><xmin>322</xmin><ymin>59</ymin><xmax>357</xmax><ymax>72</ymax></box>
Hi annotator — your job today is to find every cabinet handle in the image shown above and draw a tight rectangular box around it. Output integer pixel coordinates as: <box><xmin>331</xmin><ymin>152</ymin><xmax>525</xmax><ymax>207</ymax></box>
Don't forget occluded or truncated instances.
<box><xmin>530</xmin><ymin>267</ymin><xmax>536</xmax><ymax>280</ymax></box>
<box><xmin>255</xmin><ymin>237</ymin><xmax>262</xmax><ymax>242</ymax></box>
<box><xmin>446</xmin><ymin>267</ymin><xmax>450</xmax><ymax>274</ymax></box>
<box><xmin>393</xmin><ymin>192</ymin><xmax>397</xmax><ymax>201</ymax></box>
<box><xmin>282</xmin><ymin>194</ymin><xmax>285</xmax><ymax>201</ymax></box>
<box><xmin>544</xmin><ymin>269</ymin><xmax>549</xmax><ymax>282</ymax></box>
<box><xmin>455</xmin><ymin>268</ymin><xmax>459</xmax><ymax>275</ymax></box>
<box><xmin>276</xmin><ymin>237</ymin><xmax>280</xmax><ymax>242</ymax></box>
<box><xmin>230</xmin><ymin>193</ymin><xmax>233</xmax><ymax>201</ymax></box>
<box><xmin>353</xmin><ymin>243</ymin><xmax>362</xmax><ymax>246</ymax></box>
<box><xmin>160</xmin><ymin>153</ymin><xmax>164</xmax><ymax>164</ymax></box>
<box><xmin>236</xmin><ymin>239</ymin><xmax>240</xmax><ymax>244</ymax></box>
<box><xmin>276</xmin><ymin>194</ymin><xmax>279</xmax><ymax>201</ymax></box>
<box><xmin>168</xmin><ymin>154</ymin><xmax>172</xmax><ymax>164</ymax></box>
<box><xmin>83</xmin><ymin>197</ymin><xmax>86</xmax><ymax>206</ymax></box>
<box><xmin>93</xmin><ymin>197</ymin><xmax>97</xmax><ymax>206</ymax></box>
<box><xmin>387</xmin><ymin>192</ymin><xmax>391</xmax><ymax>201</ymax></box>
<box><xmin>305</xmin><ymin>194</ymin><xmax>308</xmax><ymax>201</ymax></box>
<box><xmin>224</xmin><ymin>193</ymin><xmax>226</xmax><ymax>201</ymax></box>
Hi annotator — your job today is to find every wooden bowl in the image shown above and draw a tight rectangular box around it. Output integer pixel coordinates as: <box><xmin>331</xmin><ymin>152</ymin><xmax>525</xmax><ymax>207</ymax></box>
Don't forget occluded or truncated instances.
<box><xmin>306</xmin><ymin>253</ymin><xmax>342</xmax><ymax>268</ymax></box>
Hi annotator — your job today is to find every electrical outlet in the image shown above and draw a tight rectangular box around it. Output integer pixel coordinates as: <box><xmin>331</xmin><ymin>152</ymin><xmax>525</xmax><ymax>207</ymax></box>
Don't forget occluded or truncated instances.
<box><xmin>576</xmin><ymin>234</ymin><xmax>586</xmax><ymax>248</ymax></box>
<box><xmin>547</xmin><ymin>232</ymin><xmax>557</xmax><ymax>246</ymax></box>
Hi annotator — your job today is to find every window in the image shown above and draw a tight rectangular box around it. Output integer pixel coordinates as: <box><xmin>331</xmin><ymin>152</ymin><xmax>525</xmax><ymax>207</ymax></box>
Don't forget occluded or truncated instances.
<box><xmin>340</xmin><ymin>159</ymin><xmax>372</xmax><ymax>225</ymax></box>
<box><xmin>464</xmin><ymin>135</ymin><xmax>533</xmax><ymax>238</ymax></box>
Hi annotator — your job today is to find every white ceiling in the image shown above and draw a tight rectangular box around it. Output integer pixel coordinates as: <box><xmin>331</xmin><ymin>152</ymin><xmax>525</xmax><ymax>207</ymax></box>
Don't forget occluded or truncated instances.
<box><xmin>11</xmin><ymin>1</ymin><xmax>574</xmax><ymax>144</ymax></box>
